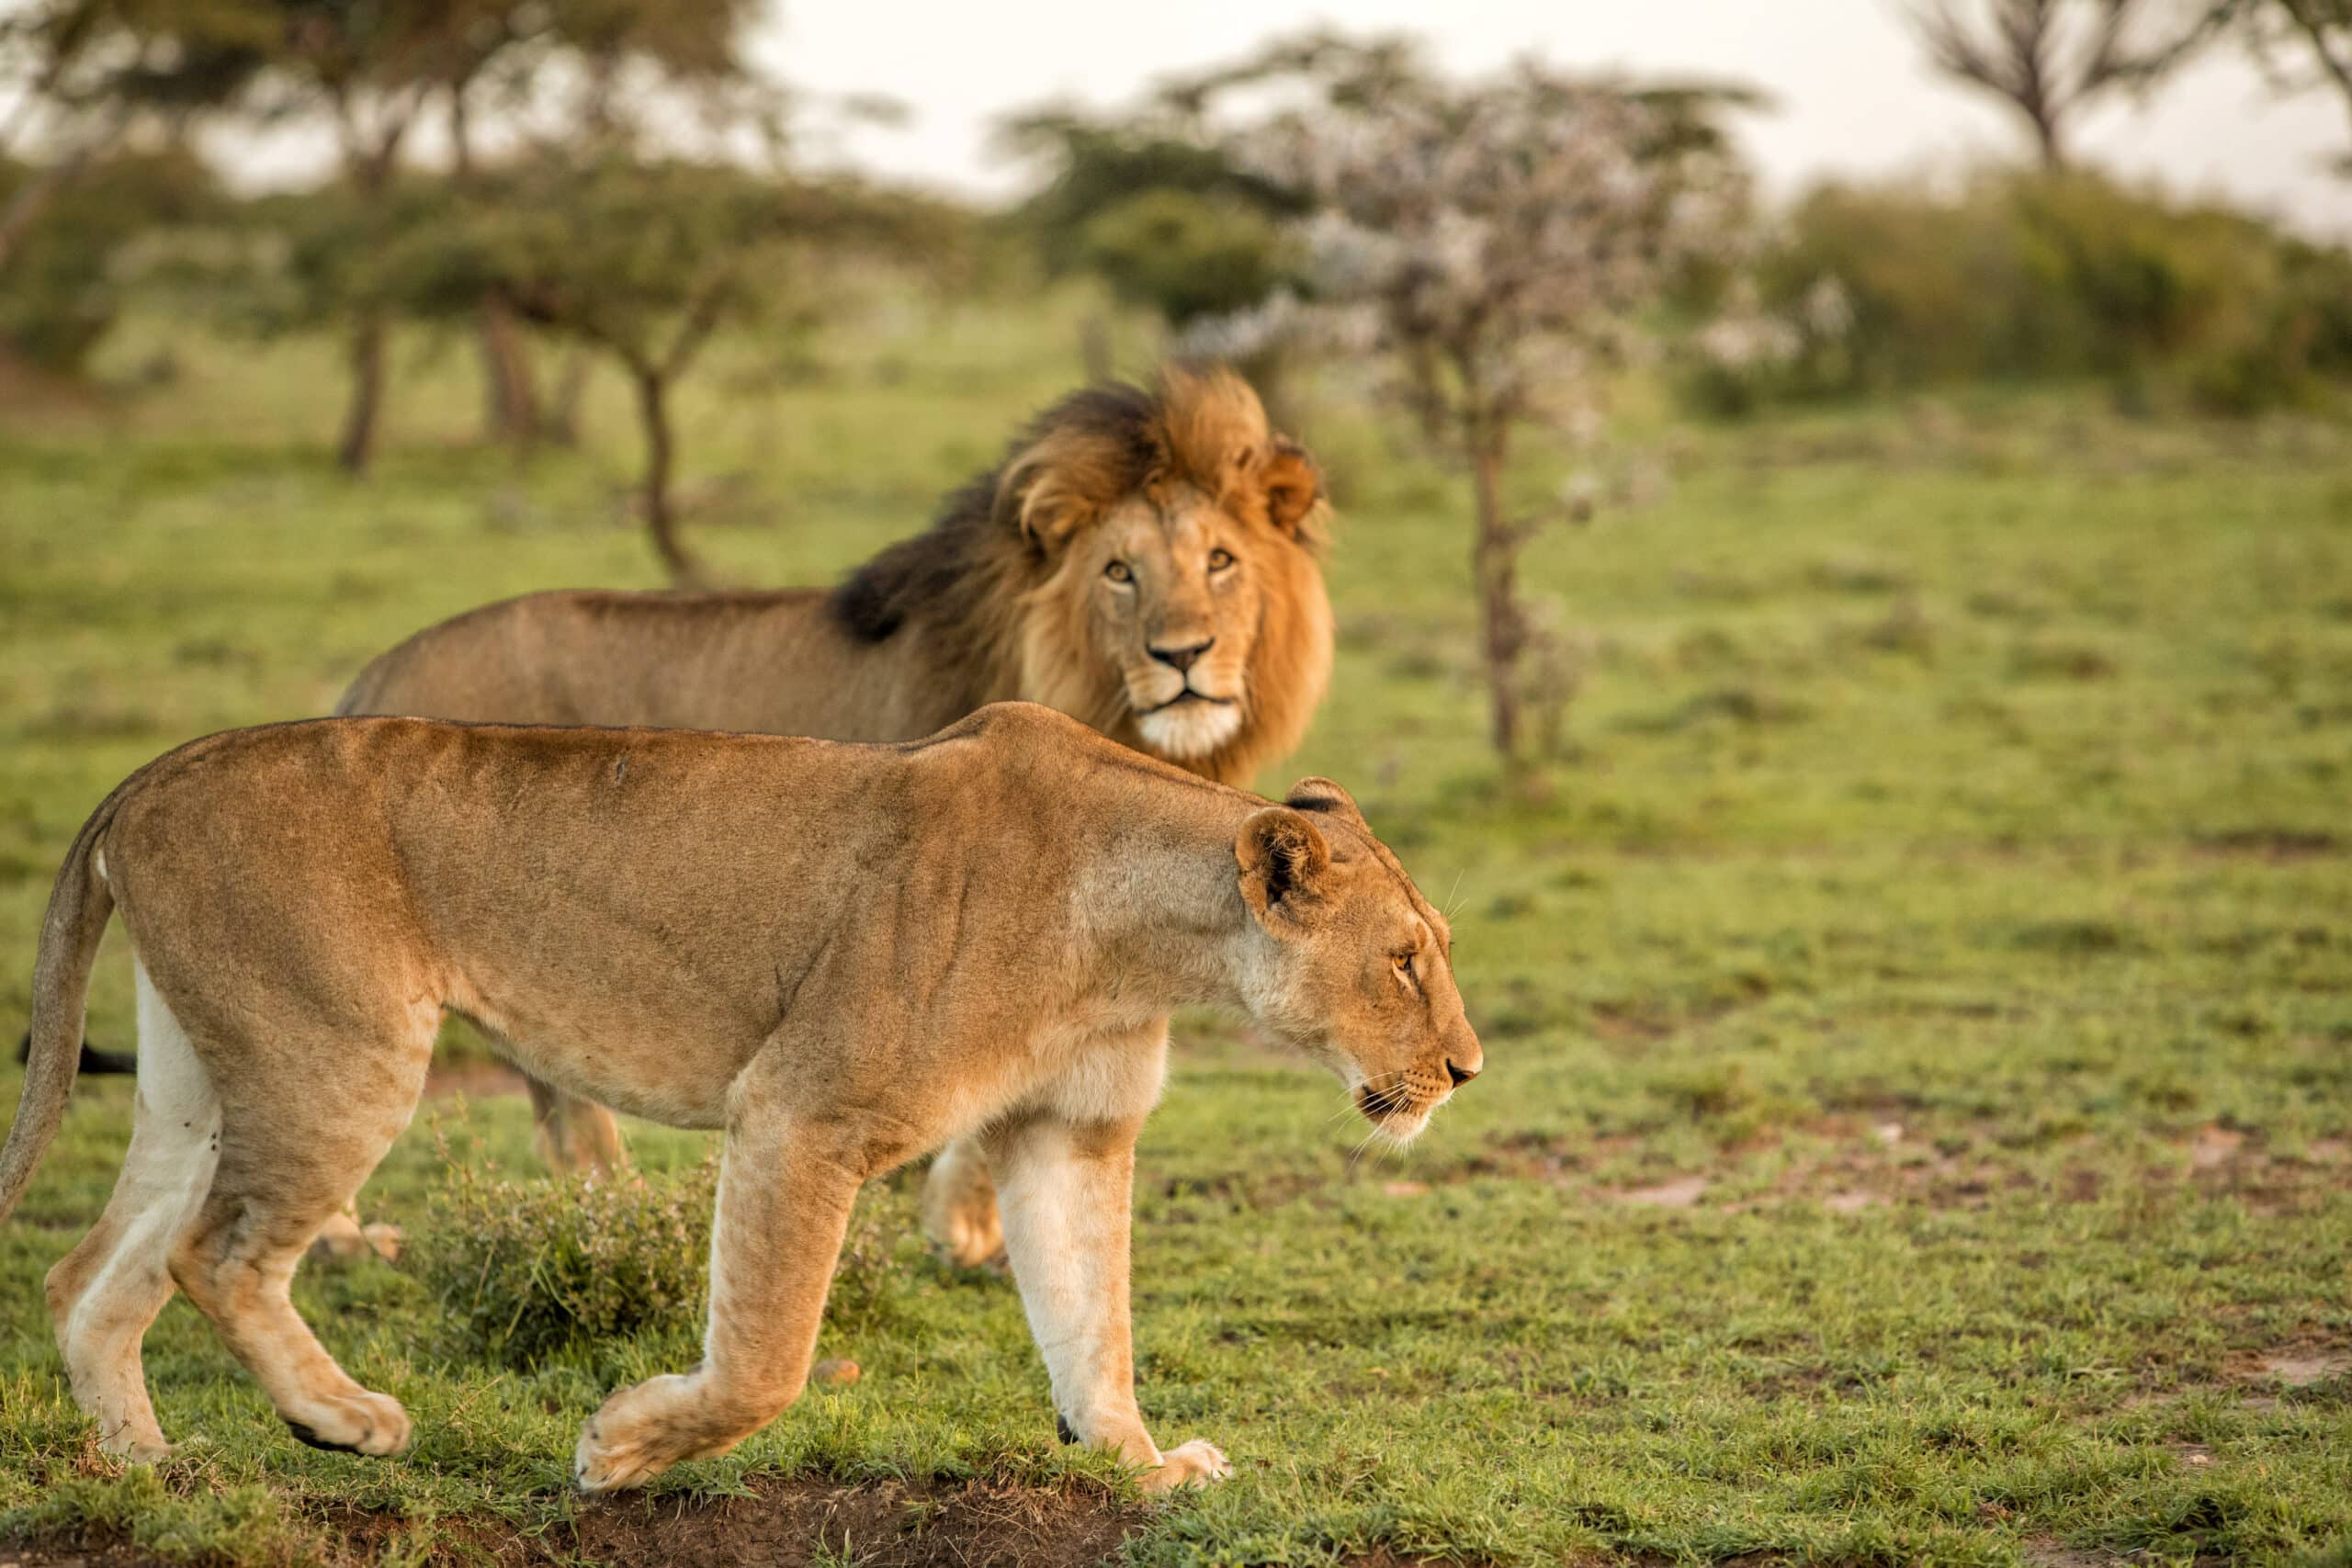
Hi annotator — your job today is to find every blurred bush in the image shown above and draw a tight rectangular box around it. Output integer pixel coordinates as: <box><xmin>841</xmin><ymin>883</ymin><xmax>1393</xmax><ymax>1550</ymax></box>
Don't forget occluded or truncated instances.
<box><xmin>0</xmin><ymin>148</ymin><xmax>222</xmax><ymax>375</ymax></box>
<box><xmin>1682</xmin><ymin>169</ymin><xmax>2352</xmax><ymax>417</ymax></box>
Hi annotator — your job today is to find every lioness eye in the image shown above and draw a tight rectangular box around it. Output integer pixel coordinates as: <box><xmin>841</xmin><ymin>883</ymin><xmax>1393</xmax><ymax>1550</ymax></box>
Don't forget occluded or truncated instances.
<box><xmin>1207</xmin><ymin>547</ymin><xmax>1235</xmax><ymax>571</ymax></box>
<box><xmin>1394</xmin><ymin>952</ymin><xmax>1416</xmax><ymax>982</ymax></box>
<box><xmin>1104</xmin><ymin>560</ymin><xmax>1133</xmax><ymax>583</ymax></box>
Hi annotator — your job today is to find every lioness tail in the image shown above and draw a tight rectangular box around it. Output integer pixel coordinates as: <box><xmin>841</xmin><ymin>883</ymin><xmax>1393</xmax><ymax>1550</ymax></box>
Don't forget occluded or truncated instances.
<box><xmin>0</xmin><ymin>791</ymin><xmax>123</xmax><ymax>1224</ymax></box>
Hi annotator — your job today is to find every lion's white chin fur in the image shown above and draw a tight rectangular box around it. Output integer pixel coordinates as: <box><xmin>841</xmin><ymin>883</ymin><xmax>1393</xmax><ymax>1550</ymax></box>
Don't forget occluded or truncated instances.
<box><xmin>1136</xmin><ymin>698</ymin><xmax>1245</xmax><ymax>761</ymax></box>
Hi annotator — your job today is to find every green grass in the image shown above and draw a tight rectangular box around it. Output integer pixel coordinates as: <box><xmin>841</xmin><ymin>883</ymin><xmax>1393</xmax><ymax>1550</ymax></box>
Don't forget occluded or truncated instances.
<box><xmin>3</xmin><ymin>298</ymin><xmax>2350</xmax><ymax>1566</ymax></box>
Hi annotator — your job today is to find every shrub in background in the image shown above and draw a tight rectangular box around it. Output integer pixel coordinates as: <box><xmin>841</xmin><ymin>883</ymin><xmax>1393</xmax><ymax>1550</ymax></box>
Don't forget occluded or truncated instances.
<box><xmin>1685</xmin><ymin>167</ymin><xmax>2352</xmax><ymax>416</ymax></box>
<box><xmin>0</xmin><ymin>149</ymin><xmax>222</xmax><ymax>376</ymax></box>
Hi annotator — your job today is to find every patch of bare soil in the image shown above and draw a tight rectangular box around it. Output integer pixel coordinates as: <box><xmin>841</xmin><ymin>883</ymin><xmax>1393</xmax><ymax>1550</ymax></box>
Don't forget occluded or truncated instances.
<box><xmin>3</xmin><ymin>1477</ymin><xmax>1145</xmax><ymax>1568</ymax></box>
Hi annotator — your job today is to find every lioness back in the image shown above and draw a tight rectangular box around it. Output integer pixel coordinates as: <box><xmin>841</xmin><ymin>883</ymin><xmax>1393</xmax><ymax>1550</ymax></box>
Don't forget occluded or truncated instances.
<box><xmin>106</xmin><ymin>707</ymin><xmax>1110</xmax><ymax>1126</ymax></box>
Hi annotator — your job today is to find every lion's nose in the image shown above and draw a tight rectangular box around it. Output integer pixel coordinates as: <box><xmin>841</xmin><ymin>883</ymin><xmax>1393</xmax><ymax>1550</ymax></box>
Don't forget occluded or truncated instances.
<box><xmin>1148</xmin><ymin>637</ymin><xmax>1215</xmax><ymax>673</ymax></box>
<box><xmin>1445</xmin><ymin>1057</ymin><xmax>1479</xmax><ymax>1087</ymax></box>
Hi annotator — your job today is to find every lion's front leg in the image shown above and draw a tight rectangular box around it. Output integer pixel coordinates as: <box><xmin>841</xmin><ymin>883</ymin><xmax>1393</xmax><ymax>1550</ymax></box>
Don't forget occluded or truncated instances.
<box><xmin>985</xmin><ymin>1111</ymin><xmax>1232</xmax><ymax>1495</ymax></box>
<box><xmin>573</xmin><ymin>1107</ymin><xmax>860</xmax><ymax>1493</ymax></box>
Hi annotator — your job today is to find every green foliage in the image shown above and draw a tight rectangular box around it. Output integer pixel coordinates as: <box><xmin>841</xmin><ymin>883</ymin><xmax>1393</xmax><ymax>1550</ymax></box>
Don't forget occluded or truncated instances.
<box><xmin>0</xmin><ymin>148</ymin><xmax>221</xmax><ymax>373</ymax></box>
<box><xmin>423</xmin><ymin>1143</ymin><xmax>718</xmax><ymax>1368</ymax></box>
<box><xmin>368</xmin><ymin>160</ymin><xmax>960</xmax><ymax>361</ymax></box>
<box><xmin>1074</xmin><ymin>188</ymin><xmax>1296</xmax><ymax>326</ymax></box>
<box><xmin>1697</xmin><ymin>168</ymin><xmax>2352</xmax><ymax>415</ymax></box>
<box><xmin>421</xmin><ymin>1134</ymin><xmax>922</xmax><ymax>1369</ymax></box>
<box><xmin>1001</xmin><ymin>115</ymin><xmax>1303</xmax><ymax>327</ymax></box>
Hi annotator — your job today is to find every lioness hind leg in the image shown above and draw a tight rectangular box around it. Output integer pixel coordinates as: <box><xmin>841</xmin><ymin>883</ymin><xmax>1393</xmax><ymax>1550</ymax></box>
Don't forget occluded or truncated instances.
<box><xmin>169</xmin><ymin>1017</ymin><xmax>434</xmax><ymax>1459</ymax></box>
<box><xmin>920</xmin><ymin>1135</ymin><xmax>1003</xmax><ymax>1268</ymax></box>
<box><xmin>525</xmin><ymin>1074</ymin><xmax>628</xmax><ymax>1176</ymax></box>
<box><xmin>46</xmin><ymin>960</ymin><xmax>220</xmax><ymax>1461</ymax></box>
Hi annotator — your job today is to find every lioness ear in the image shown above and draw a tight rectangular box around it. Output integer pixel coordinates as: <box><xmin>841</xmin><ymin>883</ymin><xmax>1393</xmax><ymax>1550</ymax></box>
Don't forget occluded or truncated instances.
<box><xmin>1260</xmin><ymin>438</ymin><xmax>1323</xmax><ymax>538</ymax></box>
<box><xmin>1283</xmin><ymin>776</ymin><xmax>1368</xmax><ymax>835</ymax></box>
<box><xmin>1237</xmin><ymin>807</ymin><xmax>1332</xmax><ymax>927</ymax></box>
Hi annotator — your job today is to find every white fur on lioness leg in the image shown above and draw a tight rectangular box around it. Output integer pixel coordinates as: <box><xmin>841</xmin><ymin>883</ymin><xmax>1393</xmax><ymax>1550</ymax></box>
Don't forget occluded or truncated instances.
<box><xmin>920</xmin><ymin>1136</ymin><xmax>1003</xmax><ymax>1268</ymax></box>
<box><xmin>161</xmin><ymin>987</ymin><xmax>435</xmax><ymax>1457</ymax></box>
<box><xmin>985</xmin><ymin>1089</ymin><xmax>1230</xmax><ymax>1495</ymax></box>
<box><xmin>44</xmin><ymin>960</ymin><xmax>220</xmax><ymax>1461</ymax></box>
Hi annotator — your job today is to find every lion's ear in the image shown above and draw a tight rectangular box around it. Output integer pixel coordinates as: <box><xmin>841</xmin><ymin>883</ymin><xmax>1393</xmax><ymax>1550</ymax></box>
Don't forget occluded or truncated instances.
<box><xmin>1260</xmin><ymin>439</ymin><xmax>1323</xmax><ymax>538</ymax></box>
<box><xmin>1283</xmin><ymin>777</ymin><xmax>1368</xmax><ymax>834</ymax></box>
<box><xmin>997</xmin><ymin>451</ymin><xmax>1095</xmax><ymax>554</ymax></box>
<box><xmin>1237</xmin><ymin>807</ymin><xmax>1332</xmax><ymax>929</ymax></box>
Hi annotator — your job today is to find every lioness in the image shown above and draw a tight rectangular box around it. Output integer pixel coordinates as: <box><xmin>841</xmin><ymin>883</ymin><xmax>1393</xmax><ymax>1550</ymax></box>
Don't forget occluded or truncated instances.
<box><xmin>3</xmin><ymin>704</ymin><xmax>1479</xmax><ymax>1492</ymax></box>
<box><xmin>334</xmin><ymin>368</ymin><xmax>1334</xmax><ymax>1265</ymax></box>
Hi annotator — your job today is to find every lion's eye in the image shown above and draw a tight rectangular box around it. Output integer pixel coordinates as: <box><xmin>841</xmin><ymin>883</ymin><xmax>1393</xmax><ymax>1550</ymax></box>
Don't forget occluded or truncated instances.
<box><xmin>1394</xmin><ymin>952</ymin><xmax>1417</xmax><ymax>985</ymax></box>
<box><xmin>1103</xmin><ymin>560</ymin><xmax>1133</xmax><ymax>583</ymax></box>
<box><xmin>1207</xmin><ymin>547</ymin><xmax>1236</xmax><ymax>572</ymax></box>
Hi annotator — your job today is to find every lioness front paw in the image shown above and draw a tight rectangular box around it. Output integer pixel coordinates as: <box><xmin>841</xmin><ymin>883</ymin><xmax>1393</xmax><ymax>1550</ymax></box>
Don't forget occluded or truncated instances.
<box><xmin>573</xmin><ymin>1375</ymin><xmax>737</xmax><ymax>1494</ymax></box>
<box><xmin>1138</xmin><ymin>1438</ymin><xmax>1231</xmax><ymax>1494</ymax></box>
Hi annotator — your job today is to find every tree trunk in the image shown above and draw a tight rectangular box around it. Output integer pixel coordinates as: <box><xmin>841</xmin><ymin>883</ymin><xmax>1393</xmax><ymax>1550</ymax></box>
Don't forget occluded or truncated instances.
<box><xmin>547</xmin><ymin>346</ymin><xmax>590</xmax><ymax>447</ymax></box>
<box><xmin>0</xmin><ymin>147</ymin><xmax>91</xmax><ymax>275</ymax></box>
<box><xmin>1469</xmin><ymin>433</ymin><xmax>1523</xmax><ymax>761</ymax></box>
<box><xmin>478</xmin><ymin>298</ymin><xmax>539</xmax><ymax>451</ymax></box>
<box><xmin>631</xmin><ymin>366</ymin><xmax>699</xmax><ymax>585</ymax></box>
<box><xmin>337</xmin><ymin>312</ymin><xmax>388</xmax><ymax>476</ymax></box>
<box><xmin>2029</xmin><ymin>103</ymin><xmax>2066</xmax><ymax>170</ymax></box>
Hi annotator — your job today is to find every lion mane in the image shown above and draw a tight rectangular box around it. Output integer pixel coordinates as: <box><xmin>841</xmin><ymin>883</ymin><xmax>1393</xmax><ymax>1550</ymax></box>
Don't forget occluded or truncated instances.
<box><xmin>831</xmin><ymin>367</ymin><xmax>1332</xmax><ymax>787</ymax></box>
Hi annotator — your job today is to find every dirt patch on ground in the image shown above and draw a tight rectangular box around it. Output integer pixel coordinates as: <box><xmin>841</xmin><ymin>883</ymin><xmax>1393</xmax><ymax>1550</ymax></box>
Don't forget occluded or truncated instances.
<box><xmin>2</xmin><ymin>1477</ymin><xmax>1146</xmax><ymax>1568</ymax></box>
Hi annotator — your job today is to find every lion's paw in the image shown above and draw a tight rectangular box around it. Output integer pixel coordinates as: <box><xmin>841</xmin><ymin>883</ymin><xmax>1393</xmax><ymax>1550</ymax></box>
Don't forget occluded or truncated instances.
<box><xmin>285</xmin><ymin>1390</ymin><xmax>411</xmax><ymax>1457</ymax></box>
<box><xmin>921</xmin><ymin>1144</ymin><xmax>1006</xmax><ymax>1269</ymax></box>
<box><xmin>1138</xmin><ymin>1438</ymin><xmax>1231</xmax><ymax>1494</ymax></box>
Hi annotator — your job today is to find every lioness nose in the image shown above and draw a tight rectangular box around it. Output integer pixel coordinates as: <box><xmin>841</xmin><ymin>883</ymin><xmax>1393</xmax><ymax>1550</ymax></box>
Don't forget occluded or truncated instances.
<box><xmin>1445</xmin><ymin>1057</ymin><xmax>1479</xmax><ymax>1087</ymax></box>
<box><xmin>1149</xmin><ymin>637</ymin><xmax>1215</xmax><ymax>673</ymax></box>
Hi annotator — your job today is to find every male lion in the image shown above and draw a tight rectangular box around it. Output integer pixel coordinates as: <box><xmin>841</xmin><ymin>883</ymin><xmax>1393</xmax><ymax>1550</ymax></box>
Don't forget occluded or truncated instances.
<box><xmin>332</xmin><ymin>368</ymin><xmax>1334</xmax><ymax>1265</ymax></box>
<box><xmin>3</xmin><ymin>704</ymin><xmax>1480</xmax><ymax>1492</ymax></box>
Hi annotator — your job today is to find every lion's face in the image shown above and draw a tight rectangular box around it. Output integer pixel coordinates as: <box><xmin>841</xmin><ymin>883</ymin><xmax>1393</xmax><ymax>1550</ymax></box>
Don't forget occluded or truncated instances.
<box><xmin>1231</xmin><ymin>781</ymin><xmax>1483</xmax><ymax>1145</ymax></box>
<box><xmin>989</xmin><ymin>369</ymin><xmax>1332</xmax><ymax>787</ymax></box>
<box><xmin>1069</xmin><ymin>490</ymin><xmax>1270</xmax><ymax>762</ymax></box>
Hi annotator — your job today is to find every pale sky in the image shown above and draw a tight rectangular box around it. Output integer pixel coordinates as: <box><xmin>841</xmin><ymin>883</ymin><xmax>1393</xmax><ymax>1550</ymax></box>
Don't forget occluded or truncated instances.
<box><xmin>35</xmin><ymin>0</ymin><xmax>2344</xmax><ymax>236</ymax></box>
<box><xmin>766</xmin><ymin>0</ymin><xmax>2350</xmax><ymax>237</ymax></box>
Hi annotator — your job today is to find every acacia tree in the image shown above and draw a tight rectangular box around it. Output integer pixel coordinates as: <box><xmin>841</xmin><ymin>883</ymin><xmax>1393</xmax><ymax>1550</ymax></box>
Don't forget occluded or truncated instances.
<box><xmin>999</xmin><ymin>109</ymin><xmax>1306</xmax><ymax>393</ymax></box>
<box><xmin>1200</xmin><ymin>41</ymin><xmax>1749</xmax><ymax>760</ymax></box>
<box><xmin>432</xmin><ymin>0</ymin><xmax>772</xmax><ymax>450</ymax></box>
<box><xmin>382</xmin><ymin>160</ymin><xmax>952</xmax><ymax>582</ymax></box>
<box><xmin>0</xmin><ymin>1</ymin><xmax>259</xmax><ymax>275</ymax></box>
<box><xmin>1904</xmin><ymin>0</ymin><xmax>2220</xmax><ymax>166</ymax></box>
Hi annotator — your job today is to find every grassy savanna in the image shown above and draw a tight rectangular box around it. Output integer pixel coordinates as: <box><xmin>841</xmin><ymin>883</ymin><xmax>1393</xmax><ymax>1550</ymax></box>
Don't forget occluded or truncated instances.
<box><xmin>2</xmin><ymin>298</ymin><xmax>2350</xmax><ymax>1567</ymax></box>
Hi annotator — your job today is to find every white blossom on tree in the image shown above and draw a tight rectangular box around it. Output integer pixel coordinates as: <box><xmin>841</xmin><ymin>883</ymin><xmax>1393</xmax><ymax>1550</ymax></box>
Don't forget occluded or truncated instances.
<box><xmin>1188</xmin><ymin>47</ymin><xmax>1749</xmax><ymax>759</ymax></box>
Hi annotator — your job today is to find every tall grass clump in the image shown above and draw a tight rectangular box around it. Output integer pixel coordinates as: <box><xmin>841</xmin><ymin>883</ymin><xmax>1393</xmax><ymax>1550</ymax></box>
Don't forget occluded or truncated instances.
<box><xmin>423</xmin><ymin>1136</ymin><xmax>718</xmax><ymax>1368</ymax></box>
<box><xmin>421</xmin><ymin>1131</ymin><xmax>922</xmax><ymax>1368</ymax></box>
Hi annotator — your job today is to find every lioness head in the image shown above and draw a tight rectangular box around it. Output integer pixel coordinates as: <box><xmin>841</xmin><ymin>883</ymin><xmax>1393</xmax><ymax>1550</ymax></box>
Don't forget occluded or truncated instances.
<box><xmin>835</xmin><ymin>367</ymin><xmax>1333</xmax><ymax>789</ymax></box>
<box><xmin>1230</xmin><ymin>778</ymin><xmax>1483</xmax><ymax>1142</ymax></box>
